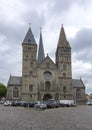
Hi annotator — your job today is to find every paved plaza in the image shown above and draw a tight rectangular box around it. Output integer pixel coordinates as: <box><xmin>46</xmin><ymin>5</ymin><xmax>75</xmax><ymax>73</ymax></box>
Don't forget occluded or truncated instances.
<box><xmin>0</xmin><ymin>104</ymin><xmax>92</xmax><ymax>130</ymax></box>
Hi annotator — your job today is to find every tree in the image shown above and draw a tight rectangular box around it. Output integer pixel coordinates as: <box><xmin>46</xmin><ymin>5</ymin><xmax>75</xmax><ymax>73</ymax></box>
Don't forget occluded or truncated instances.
<box><xmin>0</xmin><ymin>83</ymin><xmax>7</xmax><ymax>98</ymax></box>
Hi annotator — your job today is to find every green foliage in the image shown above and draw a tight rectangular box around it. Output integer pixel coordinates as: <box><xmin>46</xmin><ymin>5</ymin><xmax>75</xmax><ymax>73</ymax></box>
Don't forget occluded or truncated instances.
<box><xmin>0</xmin><ymin>83</ymin><xmax>7</xmax><ymax>98</ymax></box>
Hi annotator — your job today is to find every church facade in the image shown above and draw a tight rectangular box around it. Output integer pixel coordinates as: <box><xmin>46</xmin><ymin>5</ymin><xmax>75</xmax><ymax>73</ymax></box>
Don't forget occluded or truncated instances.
<box><xmin>7</xmin><ymin>25</ymin><xmax>86</xmax><ymax>104</ymax></box>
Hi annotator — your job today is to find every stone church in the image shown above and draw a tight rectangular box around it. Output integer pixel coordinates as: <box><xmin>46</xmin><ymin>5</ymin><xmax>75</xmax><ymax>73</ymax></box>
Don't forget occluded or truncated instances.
<box><xmin>7</xmin><ymin>25</ymin><xmax>86</xmax><ymax>104</ymax></box>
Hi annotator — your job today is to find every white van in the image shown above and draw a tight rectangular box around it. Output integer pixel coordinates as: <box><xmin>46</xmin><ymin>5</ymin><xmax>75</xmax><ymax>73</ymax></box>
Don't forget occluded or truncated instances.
<box><xmin>59</xmin><ymin>100</ymin><xmax>76</xmax><ymax>107</ymax></box>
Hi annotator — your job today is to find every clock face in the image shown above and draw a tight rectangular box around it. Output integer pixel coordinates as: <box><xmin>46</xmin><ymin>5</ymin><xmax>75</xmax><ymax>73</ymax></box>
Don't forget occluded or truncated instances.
<box><xmin>44</xmin><ymin>71</ymin><xmax>52</xmax><ymax>79</ymax></box>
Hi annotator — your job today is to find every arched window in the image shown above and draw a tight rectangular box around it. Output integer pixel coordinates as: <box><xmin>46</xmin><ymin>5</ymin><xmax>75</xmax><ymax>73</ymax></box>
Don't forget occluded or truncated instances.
<box><xmin>63</xmin><ymin>86</ymin><xmax>66</xmax><ymax>93</ymax></box>
<box><xmin>63</xmin><ymin>73</ymin><xmax>66</xmax><ymax>78</ymax></box>
<box><xmin>76</xmin><ymin>89</ymin><xmax>81</xmax><ymax>99</ymax></box>
<box><xmin>13</xmin><ymin>87</ymin><xmax>18</xmax><ymax>98</ymax></box>
<box><xmin>29</xmin><ymin>85</ymin><xmax>33</xmax><ymax>91</ymax></box>
<box><xmin>29</xmin><ymin>70</ymin><xmax>33</xmax><ymax>75</ymax></box>
<box><xmin>45</xmin><ymin>81</ymin><xmax>51</xmax><ymax>90</ymax></box>
<box><xmin>44</xmin><ymin>71</ymin><xmax>52</xmax><ymax>79</ymax></box>
<box><xmin>44</xmin><ymin>71</ymin><xmax>52</xmax><ymax>77</ymax></box>
<box><xmin>63</xmin><ymin>64</ymin><xmax>66</xmax><ymax>70</ymax></box>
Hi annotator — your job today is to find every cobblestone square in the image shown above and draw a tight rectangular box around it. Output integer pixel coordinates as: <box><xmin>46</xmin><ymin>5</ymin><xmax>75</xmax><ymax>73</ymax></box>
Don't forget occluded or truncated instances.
<box><xmin>0</xmin><ymin>105</ymin><xmax>92</xmax><ymax>130</ymax></box>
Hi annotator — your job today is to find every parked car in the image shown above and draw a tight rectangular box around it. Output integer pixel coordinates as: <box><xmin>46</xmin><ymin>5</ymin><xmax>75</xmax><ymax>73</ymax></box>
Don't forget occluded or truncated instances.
<box><xmin>46</xmin><ymin>99</ymin><xmax>58</xmax><ymax>108</ymax></box>
<box><xmin>86</xmin><ymin>101</ymin><xmax>92</xmax><ymax>105</ymax></box>
<box><xmin>0</xmin><ymin>100</ymin><xmax>5</xmax><ymax>104</ymax></box>
<box><xmin>4</xmin><ymin>100</ymin><xmax>12</xmax><ymax>106</ymax></box>
<box><xmin>34</xmin><ymin>101</ymin><xmax>47</xmax><ymax>109</ymax></box>
<box><xmin>0</xmin><ymin>99</ymin><xmax>6</xmax><ymax>104</ymax></box>
<box><xmin>11</xmin><ymin>100</ymin><xmax>21</xmax><ymax>106</ymax></box>
<box><xmin>21</xmin><ymin>101</ymin><xmax>28</xmax><ymax>107</ymax></box>
<box><xmin>28</xmin><ymin>101</ymin><xmax>36</xmax><ymax>108</ymax></box>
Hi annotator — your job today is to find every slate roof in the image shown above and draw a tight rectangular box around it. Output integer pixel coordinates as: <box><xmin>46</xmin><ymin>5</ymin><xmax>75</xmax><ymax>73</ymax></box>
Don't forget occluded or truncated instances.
<box><xmin>22</xmin><ymin>27</ymin><xmax>36</xmax><ymax>44</ymax></box>
<box><xmin>57</xmin><ymin>25</ymin><xmax>71</xmax><ymax>48</ymax></box>
<box><xmin>72</xmin><ymin>79</ymin><xmax>85</xmax><ymax>88</ymax></box>
<box><xmin>38</xmin><ymin>30</ymin><xmax>45</xmax><ymax>64</ymax></box>
<box><xmin>8</xmin><ymin>76</ymin><xmax>85</xmax><ymax>88</ymax></box>
<box><xmin>8</xmin><ymin>76</ymin><xmax>22</xmax><ymax>86</ymax></box>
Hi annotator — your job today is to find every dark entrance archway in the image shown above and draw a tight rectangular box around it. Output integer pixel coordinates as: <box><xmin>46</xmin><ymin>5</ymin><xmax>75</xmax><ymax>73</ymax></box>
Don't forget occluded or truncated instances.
<box><xmin>43</xmin><ymin>94</ymin><xmax>52</xmax><ymax>101</ymax></box>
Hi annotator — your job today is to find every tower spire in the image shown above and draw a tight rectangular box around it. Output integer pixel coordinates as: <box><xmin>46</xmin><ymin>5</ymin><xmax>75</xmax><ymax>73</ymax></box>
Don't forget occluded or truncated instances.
<box><xmin>29</xmin><ymin>22</ymin><xmax>31</xmax><ymax>28</ymax></box>
<box><xmin>57</xmin><ymin>25</ymin><xmax>71</xmax><ymax>48</ymax></box>
<box><xmin>38</xmin><ymin>27</ymin><xmax>45</xmax><ymax>64</ymax></box>
<box><xmin>22</xmin><ymin>25</ymin><xmax>36</xmax><ymax>44</ymax></box>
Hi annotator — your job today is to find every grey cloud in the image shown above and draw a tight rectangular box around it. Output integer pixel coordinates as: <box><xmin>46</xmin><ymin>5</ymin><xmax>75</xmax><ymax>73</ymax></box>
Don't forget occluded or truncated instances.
<box><xmin>70</xmin><ymin>28</ymin><xmax>92</xmax><ymax>62</ymax></box>
<box><xmin>21</xmin><ymin>0</ymin><xmax>74</xmax><ymax>21</ymax></box>
<box><xmin>81</xmin><ymin>78</ymin><xmax>92</xmax><ymax>94</ymax></box>
<box><xmin>20</xmin><ymin>0</ymin><xmax>74</xmax><ymax>16</ymax></box>
<box><xmin>51</xmin><ymin>0</ymin><xmax>74</xmax><ymax>13</ymax></box>
<box><xmin>21</xmin><ymin>0</ymin><xmax>46</xmax><ymax>4</ymax></box>
<box><xmin>0</xmin><ymin>46</ymin><xmax>22</xmax><ymax>85</ymax></box>
<box><xmin>76</xmin><ymin>0</ymin><xmax>92</xmax><ymax>7</ymax></box>
<box><xmin>0</xmin><ymin>10</ymin><xmax>45</xmax><ymax>46</ymax></box>
<box><xmin>0</xmin><ymin>23</ymin><xmax>24</xmax><ymax>44</ymax></box>
<box><xmin>71</xmin><ymin>28</ymin><xmax>92</xmax><ymax>50</ymax></box>
<box><xmin>48</xmin><ymin>0</ymin><xmax>92</xmax><ymax>16</ymax></box>
<box><xmin>72</xmin><ymin>49</ymin><xmax>92</xmax><ymax>63</ymax></box>
<box><xmin>23</xmin><ymin>10</ymin><xmax>45</xmax><ymax>38</ymax></box>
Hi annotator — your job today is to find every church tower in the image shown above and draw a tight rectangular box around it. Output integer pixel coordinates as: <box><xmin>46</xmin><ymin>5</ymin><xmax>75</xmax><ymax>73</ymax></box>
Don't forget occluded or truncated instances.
<box><xmin>56</xmin><ymin>25</ymin><xmax>73</xmax><ymax>99</ymax></box>
<box><xmin>21</xmin><ymin>26</ymin><xmax>37</xmax><ymax>101</ymax></box>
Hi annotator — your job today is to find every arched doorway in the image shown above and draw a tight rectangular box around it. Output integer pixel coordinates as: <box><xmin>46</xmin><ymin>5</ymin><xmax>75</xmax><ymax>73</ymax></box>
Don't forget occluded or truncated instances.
<box><xmin>43</xmin><ymin>94</ymin><xmax>52</xmax><ymax>101</ymax></box>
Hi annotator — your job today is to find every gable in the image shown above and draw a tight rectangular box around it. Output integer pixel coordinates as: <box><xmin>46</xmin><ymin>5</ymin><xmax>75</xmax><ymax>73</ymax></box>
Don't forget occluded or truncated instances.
<box><xmin>38</xmin><ymin>56</ymin><xmax>56</xmax><ymax>69</ymax></box>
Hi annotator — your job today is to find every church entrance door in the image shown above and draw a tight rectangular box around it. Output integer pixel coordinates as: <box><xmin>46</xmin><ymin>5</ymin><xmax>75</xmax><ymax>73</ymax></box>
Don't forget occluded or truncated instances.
<box><xmin>43</xmin><ymin>94</ymin><xmax>52</xmax><ymax>101</ymax></box>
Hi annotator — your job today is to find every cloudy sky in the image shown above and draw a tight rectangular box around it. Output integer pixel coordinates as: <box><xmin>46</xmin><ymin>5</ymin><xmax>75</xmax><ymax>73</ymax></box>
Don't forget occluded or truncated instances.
<box><xmin>0</xmin><ymin>0</ymin><xmax>92</xmax><ymax>94</ymax></box>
